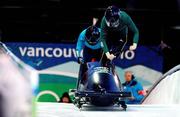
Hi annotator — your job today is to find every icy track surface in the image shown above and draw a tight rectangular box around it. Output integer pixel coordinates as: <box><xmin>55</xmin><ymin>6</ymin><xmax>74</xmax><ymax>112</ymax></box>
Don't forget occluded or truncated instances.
<box><xmin>37</xmin><ymin>102</ymin><xmax>180</xmax><ymax>117</ymax></box>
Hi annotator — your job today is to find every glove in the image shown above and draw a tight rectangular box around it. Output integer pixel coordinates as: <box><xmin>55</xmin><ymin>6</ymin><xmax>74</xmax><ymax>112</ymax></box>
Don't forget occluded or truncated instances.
<box><xmin>77</xmin><ymin>57</ymin><xmax>84</xmax><ymax>64</ymax></box>
<box><xmin>129</xmin><ymin>43</ymin><xmax>137</xmax><ymax>51</ymax></box>
<box><xmin>105</xmin><ymin>52</ymin><xmax>116</xmax><ymax>61</ymax></box>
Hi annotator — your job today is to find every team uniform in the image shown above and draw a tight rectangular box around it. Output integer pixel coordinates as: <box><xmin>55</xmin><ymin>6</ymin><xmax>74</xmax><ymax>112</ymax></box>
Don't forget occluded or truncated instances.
<box><xmin>76</xmin><ymin>26</ymin><xmax>102</xmax><ymax>85</ymax></box>
<box><xmin>100</xmin><ymin>6</ymin><xmax>139</xmax><ymax>61</ymax></box>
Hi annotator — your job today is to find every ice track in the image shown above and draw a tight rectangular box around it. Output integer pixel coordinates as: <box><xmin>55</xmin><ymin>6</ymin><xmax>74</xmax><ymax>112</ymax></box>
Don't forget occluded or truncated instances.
<box><xmin>37</xmin><ymin>102</ymin><xmax>180</xmax><ymax>117</ymax></box>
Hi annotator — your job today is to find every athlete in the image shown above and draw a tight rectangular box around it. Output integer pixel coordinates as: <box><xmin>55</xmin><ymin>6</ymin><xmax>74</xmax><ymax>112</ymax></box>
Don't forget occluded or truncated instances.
<box><xmin>100</xmin><ymin>5</ymin><xmax>139</xmax><ymax>61</ymax></box>
<box><xmin>76</xmin><ymin>18</ymin><xmax>102</xmax><ymax>86</ymax></box>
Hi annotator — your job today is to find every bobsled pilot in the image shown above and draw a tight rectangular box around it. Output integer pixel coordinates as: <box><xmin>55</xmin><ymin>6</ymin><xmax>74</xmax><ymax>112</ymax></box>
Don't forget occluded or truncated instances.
<box><xmin>100</xmin><ymin>5</ymin><xmax>139</xmax><ymax>63</ymax></box>
<box><xmin>76</xmin><ymin>18</ymin><xmax>102</xmax><ymax>87</ymax></box>
<box><xmin>122</xmin><ymin>71</ymin><xmax>145</xmax><ymax>104</ymax></box>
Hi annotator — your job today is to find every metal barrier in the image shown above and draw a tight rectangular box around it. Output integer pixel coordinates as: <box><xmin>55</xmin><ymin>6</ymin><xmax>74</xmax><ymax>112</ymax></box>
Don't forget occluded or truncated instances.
<box><xmin>142</xmin><ymin>64</ymin><xmax>180</xmax><ymax>104</ymax></box>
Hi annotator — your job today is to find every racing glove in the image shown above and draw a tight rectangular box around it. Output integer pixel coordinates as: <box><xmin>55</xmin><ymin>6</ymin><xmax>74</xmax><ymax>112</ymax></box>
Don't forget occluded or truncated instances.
<box><xmin>105</xmin><ymin>52</ymin><xmax>116</xmax><ymax>61</ymax></box>
<box><xmin>129</xmin><ymin>43</ymin><xmax>137</xmax><ymax>51</ymax></box>
<box><xmin>77</xmin><ymin>57</ymin><xmax>85</xmax><ymax>64</ymax></box>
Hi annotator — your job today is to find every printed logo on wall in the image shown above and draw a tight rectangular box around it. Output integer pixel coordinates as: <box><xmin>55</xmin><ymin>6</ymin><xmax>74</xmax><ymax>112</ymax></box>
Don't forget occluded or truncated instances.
<box><xmin>5</xmin><ymin>42</ymin><xmax>163</xmax><ymax>72</ymax></box>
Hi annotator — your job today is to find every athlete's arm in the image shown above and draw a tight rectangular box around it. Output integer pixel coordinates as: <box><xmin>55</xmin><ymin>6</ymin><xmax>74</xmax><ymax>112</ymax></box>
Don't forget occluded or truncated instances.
<box><xmin>125</xmin><ymin>13</ymin><xmax>139</xmax><ymax>44</ymax></box>
<box><xmin>100</xmin><ymin>17</ymin><xmax>109</xmax><ymax>53</ymax></box>
<box><xmin>100</xmin><ymin>17</ymin><xmax>116</xmax><ymax>60</ymax></box>
<box><xmin>76</xmin><ymin>30</ymin><xmax>86</xmax><ymax>58</ymax></box>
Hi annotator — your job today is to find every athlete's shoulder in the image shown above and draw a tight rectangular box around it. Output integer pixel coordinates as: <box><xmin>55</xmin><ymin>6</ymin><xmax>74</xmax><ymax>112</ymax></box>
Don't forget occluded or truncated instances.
<box><xmin>78</xmin><ymin>29</ymin><xmax>87</xmax><ymax>41</ymax></box>
<box><xmin>102</xmin><ymin>16</ymin><xmax>106</xmax><ymax>20</ymax></box>
<box><xmin>101</xmin><ymin>16</ymin><xmax>106</xmax><ymax>23</ymax></box>
<box><xmin>120</xmin><ymin>11</ymin><xmax>130</xmax><ymax>19</ymax></box>
<box><xmin>80</xmin><ymin>29</ymin><xmax>87</xmax><ymax>35</ymax></box>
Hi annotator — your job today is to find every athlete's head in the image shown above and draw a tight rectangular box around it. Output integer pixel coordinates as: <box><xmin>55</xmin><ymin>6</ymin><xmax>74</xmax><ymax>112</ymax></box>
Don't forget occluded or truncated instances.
<box><xmin>105</xmin><ymin>5</ymin><xmax>120</xmax><ymax>28</ymax></box>
<box><xmin>85</xmin><ymin>26</ymin><xmax>100</xmax><ymax>45</ymax></box>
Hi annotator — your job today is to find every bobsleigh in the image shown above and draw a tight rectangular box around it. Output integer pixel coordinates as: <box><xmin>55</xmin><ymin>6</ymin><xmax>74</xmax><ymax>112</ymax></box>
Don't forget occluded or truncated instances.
<box><xmin>69</xmin><ymin>61</ymin><xmax>131</xmax><ymax>110</ymax></box>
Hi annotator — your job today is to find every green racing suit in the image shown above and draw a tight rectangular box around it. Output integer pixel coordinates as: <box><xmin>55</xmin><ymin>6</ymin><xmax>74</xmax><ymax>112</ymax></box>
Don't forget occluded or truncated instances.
<box><xmin>100</xmin><ymin>11</ymin><xmax>139</xmax><ymax>53</ymax></box>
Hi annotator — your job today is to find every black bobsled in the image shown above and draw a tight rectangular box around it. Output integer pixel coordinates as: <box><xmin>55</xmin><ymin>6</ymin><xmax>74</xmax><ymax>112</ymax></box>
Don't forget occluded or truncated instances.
<box><xmin>69</xmin><ymin>60</ymin><xmax>131</xmax><ymax>110</ymax></box>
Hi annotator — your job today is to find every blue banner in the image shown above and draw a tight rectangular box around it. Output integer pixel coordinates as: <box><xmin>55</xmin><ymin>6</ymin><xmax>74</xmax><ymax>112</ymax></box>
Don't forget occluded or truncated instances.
<box><xmin>5</xmin><ymin>42</ymin><xmax>163</xmax><ymax>72</ymax></box>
